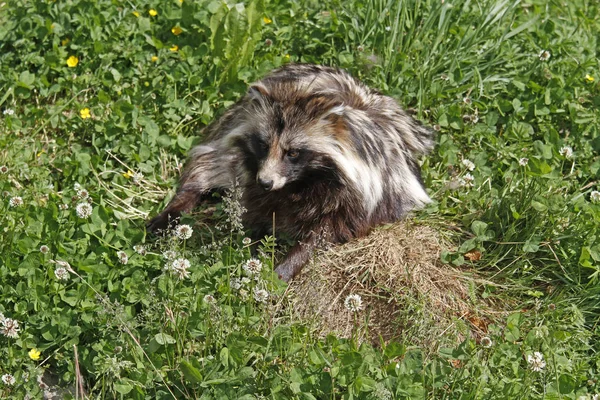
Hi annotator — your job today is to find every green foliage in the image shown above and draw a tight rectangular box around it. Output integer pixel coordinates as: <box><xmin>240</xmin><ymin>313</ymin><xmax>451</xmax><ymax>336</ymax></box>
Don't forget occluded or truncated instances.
<box><xmin>0</xmin><ymin>0</ymin><xmax>599</xmax><ymax>398</ymax></box>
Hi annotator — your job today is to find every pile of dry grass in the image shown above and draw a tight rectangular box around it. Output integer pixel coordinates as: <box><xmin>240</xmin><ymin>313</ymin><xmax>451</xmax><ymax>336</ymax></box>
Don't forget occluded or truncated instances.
<box><xmin>286</xmin><ymin>220</ymin><xmax>509</xmax><ymax>348</ymax></box>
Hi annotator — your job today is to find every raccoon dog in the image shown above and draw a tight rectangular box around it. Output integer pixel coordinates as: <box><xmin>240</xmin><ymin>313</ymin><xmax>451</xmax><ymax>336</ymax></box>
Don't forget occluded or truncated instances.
<box><xmin>148</xmin><ymin>64</ymin><xmax>435</xmax><ymax>282</ymax></box>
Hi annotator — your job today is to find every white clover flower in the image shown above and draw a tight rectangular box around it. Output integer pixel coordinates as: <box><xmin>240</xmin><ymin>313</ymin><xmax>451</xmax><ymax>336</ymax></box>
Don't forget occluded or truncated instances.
<box><xmin>132</xmin><ymin>172</ymin><xmax>144</xmax><ymax>185</ymax></box>
<box><xmin>0</xmin><ymin>165</ymin><xmax>7</xmax><ymax>174</ymax></box>
<box><xmin>203</xmin><ymin>294</ymin><xmax>216</xmax><ymax>304</ymax></box>
<box><xmin>0</xmin><ymin>312</ymin><xmax>4</xmax><ymax>323</ymax></box>
<box><xmin>462</xmin><ymin>159</ymin><xmax>475</xmax><ymax>171</ymax></box>
<box><xmin>230</xmin><ymin>277</ymin><xmax>242</xmax><ymax>290</ymax></box>
<box><xmin>590</xmin><ymin>190</ymin><xmax>600</xmax><ymax>204</ymax></box>
<box><xmin>559</xmin><ymin>146</ymin><xmax>573</xmax><ymax>158</ymax></box>
<box><xmin>75</xmin><ymin>202</ymin><xmax>93</xmax><ymax>218</ymax></box>
<box><xmin>253</xmin><ymin>288</ymin><xmax>269</xmax><ymax>303</ymax></box>
<box><xmin>242</xmin><ymin>237</ymin><xmax>252</xmax><ymax>246</ymax></box>
<box><xmin>74</xmin><ymin>182</ymin><xmax>82</xmax><ymax>191</ymax></box>
<box><xmin>163</xmin><ymin>250</ymin><xmax>177</xmax><ymax>260</ymax></box>
<box><xmin>9</xmin><ymin>196</ymin><xmax>23</xmax><ymax>207</ymax></box>
<box><xmin>3</xmin><ymin>109</ymin><xmax>15</xmax><ymax>116</ymax></box>
<box><xmin>40</xmin><ymin>245</ymin><xmax>50</xmax><ymax>254</ymax></box>
<box><xmin>54</xmin><ymin>260</ymin><xmax>72</xmax><ymax>270</ymax></box>
<box><xmin>1</xmin><ymin>374</ymin><xmax>15</xmax><ymax>385</ymax></box>
<box><xmin>463</xmin><ymin>97</ymin><xmax>472</xmax><ymax>105</ymax></box>
<box><xmin>1</xmin><ymin>317</ymin><xmax>20</xmax><ymax>338</ymax></box>
<box><xmin>238</xmin><ymin>288</ymin><xmax>249</xmax><ymax>299</ymax></box>
<box><xmin>133</xmin><ymin>245</ymin><xmax>146</xmax><ymax>255</ymax></box>
<box><xmin>459</xmin><ymin>173</ymin><xmax>475</xmax><ymax>188</ymax></box>
<box><xmin>174</xmin><ymin>224</ymin><xmax>193</xmax><ymax>240</ymax></box>
<box><xmin>538</xmin><ymin>50</ymin><xmax>551</xmax><ymax>61</ymax></box>
<box><xmin>241</xmin><ymin>277</ymin><xmax>251</xmax><ymax>285</ymax></box>
<box><xmin>54</xmin><ymin>267</ymin><xmax>69</xmax><ymax>281</ymax></box>
<box><xmin>117</xmin><ymin>251</ymin><xmax>128</xmax><ymax>265</ymax></box>
<box><xmin>480</xmin><ymin>336</ymin><xmax>493</xmax><ymax>348</ymax></box>
<box><xmin>385</xmin><ymin>26</ymin><xmax>391</xmax><ymax>31</ymax></box>
<box><xmin>77</xmin><ymin>188</ymin><xmax>89</xmax><ymax>200</ymax></box>
<box><xmin>169</xmin><ymin>258</ymin><xmax>191</xmax><ymax>280</ymax></box>
<box><xmin>344</xmin><ymin>294</ymin><xmax>364</xmax><ymax>312</ymax></box>
<box><xmin>527</xmin><ymin>352</ymin><xmax>546</xmax><ymax>372</ymax></box>
<box><xmin>243</xmin><ymin>258</ymin><xmax>263</xmax><ymax>276</ymax></box>
<box><xmin>519</xmin><ymin>157</ymin><xmax>529</xmax><ymax>166</ymax></box>
<box><xmin>59</xmin><ymin>203</ymin><xmax>69</xmax><ymax>210</ymax></box>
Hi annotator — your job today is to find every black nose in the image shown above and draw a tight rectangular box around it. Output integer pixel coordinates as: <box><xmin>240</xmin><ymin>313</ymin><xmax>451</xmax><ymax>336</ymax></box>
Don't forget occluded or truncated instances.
<box><xmin>258</xmin><ymin>178</ymin><xmax>273</xmax><ymax>191</ymax></box>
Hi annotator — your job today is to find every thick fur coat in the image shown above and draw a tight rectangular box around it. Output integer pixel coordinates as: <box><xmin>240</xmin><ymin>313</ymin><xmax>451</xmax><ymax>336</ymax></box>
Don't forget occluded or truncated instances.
<box><xmin>148</xmin><ymin>64</ymin><xmax>435</xmax><ymax>281</ymax></box>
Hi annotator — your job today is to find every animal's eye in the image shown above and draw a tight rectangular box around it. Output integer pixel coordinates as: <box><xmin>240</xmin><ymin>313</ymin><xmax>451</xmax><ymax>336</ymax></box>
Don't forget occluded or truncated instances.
<box><xmin>287</xmin><ymin>149</ymin><xmax>300</xmax><ymax>159</ymax></box>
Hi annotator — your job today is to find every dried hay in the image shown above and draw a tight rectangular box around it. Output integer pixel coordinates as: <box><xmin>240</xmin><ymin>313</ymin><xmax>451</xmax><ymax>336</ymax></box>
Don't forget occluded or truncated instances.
<box><xmin>286</xmin><ymin>220</ymin><xmax>509</xmax><ymax>349</ymax></box>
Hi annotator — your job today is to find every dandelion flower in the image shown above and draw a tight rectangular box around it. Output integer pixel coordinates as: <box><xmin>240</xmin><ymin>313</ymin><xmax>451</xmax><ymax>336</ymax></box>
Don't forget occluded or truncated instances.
<box><xmin>1</xmin><ymin>374</ymin><xmax>15</xmax><ymax>386</ymax></box>
<box><xmin>480</xmin><ymin>337</ymin><xmax>493</xmax><ymax>348</ymax></box>
<box><xmin>75</xmin><ymin>202</ymin><xmax>93</xmax><ymax>218</ymax></box>
<box><xmin>132</xmin><ymin>11</ymin><xmax>140</xmax><ymax>17</ymax></box>
<box><xmin>9</xmin><ymin>196</ymin><xmax>23</xmax><ymax>207</ymax></box>
<box><xmin>54</xmin><ymin>267</ymin><xmax>69</xmax><ymax>280</ymax></box>
<box><xmin>519</xmin><ymin>157</ymin><xmax>529</xmax><ymax>166</ymax></box>
<box><xmin>2</xmin><ymin>109</ymin><xmax>14</xmax><ymax>116</ymax></box>
<box><xmin>590</xmin><ymin>190</ymin><xmax>600</xmax><ymax>203</ymax></box>
<box><xmin>171</xmin><ymin>26</ymin><xmax>183</xmax><ymax>35</ymax></box>
<box><xmin>29</xmin><ymin>348</ymin><xmax>41</xmax><ymax>361</ymax></box>
<box><xmin>79</xmin><ymin>108</ymin><xmax>91</xmax><ymax>119</ymax></box>
<box><xmin>149</xmin><ymin>9</ymin><xmax>158</xmax><ymax>16</ymax></box>
<box><xmin>344</xmin><ymin>294</ymin><xmax>363</xmax><ymax>312</ymax></box>
<box><xmin>263</xmin><ymin>16</ymin><xmax>272</xmax><ymax>24</ymax></box>
<box><xmin>527</xmin><ymin>352</ymin><xmax>546</xmax><ymax>372</ymax></box>
<box><xmin>174</xmin><ymin>224</ymin><xmax>193</xmax><ymax>240</ymax></box>
<box><xmin>253</xmin><ymin>288</ymin><xmax>269</xmax><ymax>303</ymax></box>
<box><xmin>0</xmin><ymin>165</ymin><xmax>8</xmax><ymax>173</ymax></box>
<box><xmin>1</xmin><ymin>318</ymin><xmax>20</xmax><ymax>338</ymax></box>
<box><xmin>243</xmin><ymin>258</ymin><xmax>263</xmax><ymax>276</ymax></box>
<box><xmin>117</xmin><ymin>251</ymin><xmax>128</xmax><ymax>265</ymax></box>
<box><xmin>151</xmin><ymin>55</ymin><xmax>158</xmax><ymax>62</ymax></box>
<box><xmin>559</xmin><ymin>145</ymin><xmax>573</xmax><ymax>158</ymax></box>
<box><xmin>169</xmin><ymin>45</ymin><xmax>179</xmax><ymax>52</ymax></box>
<box><xmin>66</xmin><ymin>55</ymin><xmax>79</xmax><ymax>67</ymax></box>
<box><xmin>585</xmin><ymin>74</ymin><xmax>595</xmax><ymax>83</ymax></box>
<box><xmin>538</xmin><ymin>50</ymin><xmax>551</xmax><ymax>61</ymax></box>
<box><xmin>462</xmin><ymin>159</ymin><xmax>475</xmax><ymax>171</ymax></box>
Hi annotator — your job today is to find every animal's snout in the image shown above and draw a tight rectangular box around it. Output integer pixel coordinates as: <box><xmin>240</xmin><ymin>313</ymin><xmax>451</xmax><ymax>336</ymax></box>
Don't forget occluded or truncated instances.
<box><xmin>258</xmin><ymin>177</ymin><xmax>274</xmax><ymax>191</ymax></box>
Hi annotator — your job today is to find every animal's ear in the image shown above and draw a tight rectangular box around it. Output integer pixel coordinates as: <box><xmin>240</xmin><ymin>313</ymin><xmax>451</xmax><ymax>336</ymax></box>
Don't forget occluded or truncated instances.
<box><xmin>247</xmin><ymin>83</ymin><xmax>270</xmax><ymax>100</ymax></box>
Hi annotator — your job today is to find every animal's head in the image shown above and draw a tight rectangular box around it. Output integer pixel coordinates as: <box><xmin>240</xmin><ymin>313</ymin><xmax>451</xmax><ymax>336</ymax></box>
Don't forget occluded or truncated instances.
<box><xmin>227</xmin><ymin>82</ymin><xmax>347</xmax><ymax>192</ymax></box>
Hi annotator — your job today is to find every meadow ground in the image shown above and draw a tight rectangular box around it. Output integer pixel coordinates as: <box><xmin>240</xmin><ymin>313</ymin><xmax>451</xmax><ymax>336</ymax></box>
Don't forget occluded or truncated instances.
<box><xmin>0</xmin><ymin>0</ymin><xmax>599</xmax><ymax>398</ymax></box>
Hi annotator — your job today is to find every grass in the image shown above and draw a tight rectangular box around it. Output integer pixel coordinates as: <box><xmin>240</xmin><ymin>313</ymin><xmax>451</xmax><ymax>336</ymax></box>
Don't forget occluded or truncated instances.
<box><xmin>0</xmin><ymin>0</ymin><xmax>599</xmax><ymax>398</ymax></box>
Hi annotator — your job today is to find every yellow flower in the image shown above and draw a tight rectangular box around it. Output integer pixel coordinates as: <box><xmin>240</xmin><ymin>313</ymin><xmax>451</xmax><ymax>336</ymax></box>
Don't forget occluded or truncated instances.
<box><xmin>151</xmin><ymin>55</ymin><xmax>159</xmax><ymax>62</ymax></box>
<box><xmin>149</xmin><ymin>9</ymin><xmax>158</xmax><ymax>16</ymax></box>
<box><xmin>66</xmin><ymin>55</ymin><xmax>79</xmax><ymax>67</ymax></box>
<box><xmin>132</xmin><ymin>11</ymin><xmax>140</xmax><ymax>17</ymax></box>
<box><xmin>171</xmin><ymin>26</ymin><xmax>183</xmax><ymax>36</ymax></box>
<box><xmin>178</xmin><ymin>0</ymin><xmax>183</xmax><ymax>3</ymax></box>
<box><xmin>263</xmin><ymin>16</ymin><xmax>272</xmax><ymax>24</ymax></box>
<box><xmin>123</xmin><ymin>170</ymin><xmax>134</xmax><ymax>178</ymax></box>
<box><xmin>585</xmin><ymin>74</ymin><xmax>595</xmax><ymax>83</ymax></box>
<box><xmin>50</xmin><ymin>23</ymin><xmax>55</xmax><ymax>30</ymax></box>
<box><xmin>61</xmin><ymin>38</ymin><xmax>70</xmax><ymax>46</ymax></box>
<box><xmin>284</xmin><ymin>54</ymin><xmax>290</xmax><ymax>59</ymax></box>
<box><xmin>29</xmin><ymin>348</ymin><xmax>41</xmax><ymax>361</ymax></box>
<box><xmin>170</xmin><ymin>45</ymin><xmax>179</xmax><ymax>52</ymax></box>
<box><xmin>80</xmin><ymin>108</ymin><xmax>91</xmax><ymax>119</ymax></box>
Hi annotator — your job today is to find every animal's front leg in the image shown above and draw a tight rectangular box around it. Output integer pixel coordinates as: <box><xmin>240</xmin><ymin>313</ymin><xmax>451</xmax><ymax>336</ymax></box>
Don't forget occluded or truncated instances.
<box><xmin>274</xmin><ymin>233</ymin><xmax>318</xmax><ymax>282</ymax></box>
<box><xmin>147</xmin><ymin>146</ymin><xmax>235</xmax><ymax>233</ymax></box>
